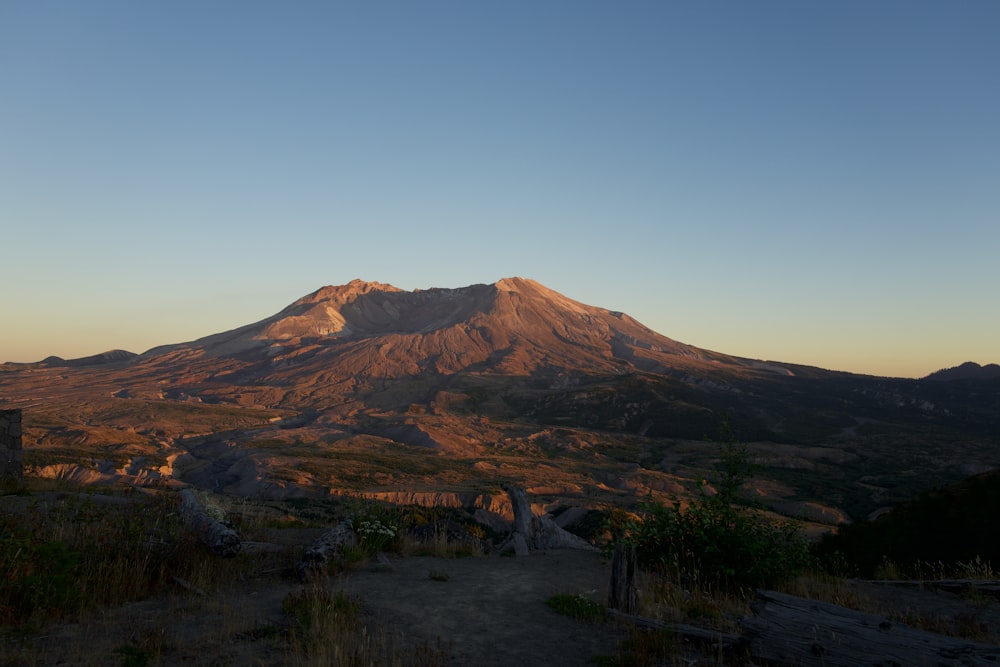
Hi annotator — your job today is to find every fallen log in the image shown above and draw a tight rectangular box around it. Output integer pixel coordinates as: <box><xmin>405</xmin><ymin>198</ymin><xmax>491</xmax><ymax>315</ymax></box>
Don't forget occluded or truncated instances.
<box><xmin>179</xmin><ymin>488</ymin><xmax>241</xmax><ymax>557</ymax></box>
<box><xmin>856</xmin><ymin>578</ymin><xmax>1000</xmax><ymax>600</ymax></box>
<box><xmin>606</xmin><ymin>608</ymin><xmax>741</xmax><ymax>648</ymax></box>
<box><xmin>296</xmin><ymin>521</ymin><xmax>357</xmax><ymax>580</ymax></box>
<box><xmin>742</xmin><ymin>589</ymin><xmax>1000</xmax><ymax>666</ymax></box>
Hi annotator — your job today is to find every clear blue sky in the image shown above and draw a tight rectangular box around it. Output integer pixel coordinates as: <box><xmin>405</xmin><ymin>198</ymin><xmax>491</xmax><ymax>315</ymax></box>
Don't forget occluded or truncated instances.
<box><xmin>2</xmin><ymin>1</ymin><xmax>998</xmax><ymax>378</ymax></box>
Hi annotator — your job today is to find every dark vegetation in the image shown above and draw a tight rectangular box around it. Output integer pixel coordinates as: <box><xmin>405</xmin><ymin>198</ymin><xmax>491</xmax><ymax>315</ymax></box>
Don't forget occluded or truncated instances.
<box><xmin>817</xmin><ymin>468</ymin><xmax>1000</xmax><ymax>577</ymax></box>
<box><xmin>610</xmin><ymin>427</ymin><xmax>814</xmax><ymax>591</ymax></box>
<box><xmin>609</xmin><ymin>422</ymin><xmax>1000</xmax><ymax>593</ymax></box>
<box><xmin>518</xmin><ymin>372</ymin><xmax>1000</xmax><ymax>442</ymax></box>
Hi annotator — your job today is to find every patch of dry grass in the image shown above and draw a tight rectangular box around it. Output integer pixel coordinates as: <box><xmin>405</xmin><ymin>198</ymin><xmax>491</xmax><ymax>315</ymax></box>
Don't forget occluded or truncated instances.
<box><xmin>0</xmin><ymin>480</ymin><xmax>452</xmax><ymax>666</ymax></box>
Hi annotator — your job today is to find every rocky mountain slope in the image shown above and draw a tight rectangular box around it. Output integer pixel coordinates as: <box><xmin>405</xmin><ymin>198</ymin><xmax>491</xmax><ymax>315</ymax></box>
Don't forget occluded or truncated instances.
<box><xmin>2</xmin><ymin>278</ymin><xmax>998</xmax><ymax>524</ymax></box>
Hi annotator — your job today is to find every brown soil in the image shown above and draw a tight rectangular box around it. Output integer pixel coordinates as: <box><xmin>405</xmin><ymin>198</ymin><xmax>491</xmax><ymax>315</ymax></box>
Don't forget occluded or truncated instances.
<box><xmin>1</xmin><ymin>549</ymin><xmax>628</xmax><ymax>667</ymax></box>
<box><xmin>338</xmin><ymin>550</ymin><xmax>626</xmax><ymax>666</ymax></box>
<box><xmin>6</xmin><ymin>545</ymin><xmax>1000</xmax><ymax>666</ymax></box>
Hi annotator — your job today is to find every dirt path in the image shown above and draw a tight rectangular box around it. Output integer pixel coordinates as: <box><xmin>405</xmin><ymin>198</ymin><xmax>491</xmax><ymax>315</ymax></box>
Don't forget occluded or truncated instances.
<box><xmin>338</xmin><ymin>549</ymin><xmax>625</xmax><ymax>666</ymax></box>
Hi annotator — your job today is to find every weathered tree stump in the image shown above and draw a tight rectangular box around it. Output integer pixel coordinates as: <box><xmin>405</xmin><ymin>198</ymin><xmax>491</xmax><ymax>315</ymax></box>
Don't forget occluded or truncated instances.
<box><xmin>500</xmin><ymin>485</ymin><xmax>597</xmax><ymax>554</ymax></box>
<box><xmin>607</xmin><ymin>543</ymin><xmax>638</xmax><ymax>614</ymax></box>
<box><xmin>742</xmin><ymin>589</ymin><xmax>1000</xmax><ymax>666</ymax></box>
<box><xmin>297</xmin><ymin>521</ymin><xmax>358</xmax><ymax>580</ymax></box>
<box><xmin>179</xmin><ymin>488</ymin><xmax>241</xmax><ymax>558</ymax></box>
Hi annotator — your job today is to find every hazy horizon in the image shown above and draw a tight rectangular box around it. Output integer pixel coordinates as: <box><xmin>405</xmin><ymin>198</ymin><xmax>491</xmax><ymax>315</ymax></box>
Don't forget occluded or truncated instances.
<box><xmin>2</xmin><ymin>2</ymin><xmax>997</xmax><ymax>378</ymax></box>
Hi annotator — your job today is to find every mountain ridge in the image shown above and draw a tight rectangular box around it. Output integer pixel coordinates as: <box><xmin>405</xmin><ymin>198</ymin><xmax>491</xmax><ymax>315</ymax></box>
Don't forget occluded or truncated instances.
<box><xmin>924</xmin><ymin>361</ymin><xmax>1000</xmax><ymax>381</ymax></box>
<box><xmin>2</xmin><ymin>278</ymin><xmax>999</xmax><ymax>522</ymax></box>
<box><xmin>8</xmin><ymin>278</ymin><xmax>993</xmax><ymax>380</ymax></box>
<box><xmin>127</xmin><ymin>276</ymin><xmax>766</xmax><ymax>392</ymax></box>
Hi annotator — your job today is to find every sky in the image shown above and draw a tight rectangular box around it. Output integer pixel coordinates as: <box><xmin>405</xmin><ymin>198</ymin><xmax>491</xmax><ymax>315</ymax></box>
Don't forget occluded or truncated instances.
<box><xmin>2</xmin><ymin>1</ymin><xmax>998</xmax><ymax>378</ymax></box>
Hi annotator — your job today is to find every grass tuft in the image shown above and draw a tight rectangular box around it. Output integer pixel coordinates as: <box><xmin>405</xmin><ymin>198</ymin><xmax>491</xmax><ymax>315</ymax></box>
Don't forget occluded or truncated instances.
<box><xmin>545</xmin><ymin>593</ymin><xmax>606</xmax><ymax>623</ymax></box>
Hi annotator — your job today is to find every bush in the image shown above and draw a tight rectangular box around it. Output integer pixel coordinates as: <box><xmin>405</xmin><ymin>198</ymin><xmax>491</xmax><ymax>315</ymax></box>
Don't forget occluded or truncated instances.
<box><xmin>616</xmin><ymin>430</ymin><xmax>813</xmax><ymax>590</ymax></box>
<box><xmin>546</xmin><ymin>593</ymin><xmax>607</xmax><ymax>622</ymax></box>
<box><xmin>349</xmin><ymin>500</ymin><xmax>400</xmax><ymax>555</ymax></box>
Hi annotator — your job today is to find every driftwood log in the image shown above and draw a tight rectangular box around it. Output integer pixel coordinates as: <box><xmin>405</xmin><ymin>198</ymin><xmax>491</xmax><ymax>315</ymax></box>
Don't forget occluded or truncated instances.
<box><xmin>742</xmin><ymin>589</ymin><xmax>1000</xmax><ymax>666</ymax></box>
<box><xmin>179</xmin><ymin>488</ymin><xmax>241</xmax><ymax>557</ymax></box>
<box><xmin>500</xmin><ymin>485</ymin><xmax>597</xmax><ymax>554</ymax></box>
<box><xmin>297</xmin><ymin>521</ymin><xmax>357</xmax><ymax>580</ymax></box>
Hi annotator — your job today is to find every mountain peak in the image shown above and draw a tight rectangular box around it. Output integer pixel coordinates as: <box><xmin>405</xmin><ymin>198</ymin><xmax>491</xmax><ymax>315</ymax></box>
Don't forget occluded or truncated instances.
<box><xmin>164</xmin><ymin>277</ymin><xmax>717</xmax><ymax>378</ymax></box>
<box><xmin>299</xmin><ymin>279</ymin><xmax>402</xmax><ymax>305</ymax></box>
<box><xmin>924</xmin><ymin>362</ymin><xmax>1000</xmax><ymax>381</ymax></box>
<box><xmin>494</xmin><ymin>276</ymin><xmax>541</xmax><ymax>292</ymax></box>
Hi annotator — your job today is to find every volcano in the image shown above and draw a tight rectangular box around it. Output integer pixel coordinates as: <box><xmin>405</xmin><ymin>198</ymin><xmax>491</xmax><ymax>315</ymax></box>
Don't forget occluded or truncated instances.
<box><xmin>2</xmin><ymin>278</ymin><xmax>998</xmax><ymax>520</ymax></box>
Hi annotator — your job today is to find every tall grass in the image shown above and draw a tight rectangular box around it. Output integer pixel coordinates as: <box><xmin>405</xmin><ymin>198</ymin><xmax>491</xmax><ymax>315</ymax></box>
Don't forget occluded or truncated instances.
<box><xmin>0</xmin><ymin>486</ymin><xmax>280</xmax><ymax>628</ymax></box>
<box><xmin>1</xmin><ymin>483</ymin><xmax>454</xmax><ymax>665</ymax></box>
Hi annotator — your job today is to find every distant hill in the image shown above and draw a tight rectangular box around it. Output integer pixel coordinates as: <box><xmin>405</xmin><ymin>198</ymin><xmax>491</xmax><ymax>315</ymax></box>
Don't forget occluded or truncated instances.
<box><xmin>925</xmin><ymin>361</ymin><xmax>1000</xmax><ymax>381</ymax></box>
<box><xmin>40</xmin><ymin>349</ymin><xmax>139</xmax><ymax>367</ymax></box>
<box><xmin>816</xmin><ymin>468</ymin><xmax>1000</xmax><ymax>575</ymax></box>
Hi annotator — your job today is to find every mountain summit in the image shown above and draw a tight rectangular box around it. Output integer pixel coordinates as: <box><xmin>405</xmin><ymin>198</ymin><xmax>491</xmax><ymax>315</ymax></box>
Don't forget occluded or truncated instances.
<box><xmin>150</xmin><ymin>277</ymin><xmax>747</xmax><ymax>382</ymax></box>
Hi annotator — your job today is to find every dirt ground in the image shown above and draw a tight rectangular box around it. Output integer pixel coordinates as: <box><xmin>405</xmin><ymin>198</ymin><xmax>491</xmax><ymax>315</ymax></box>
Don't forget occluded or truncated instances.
<box><xmin>6</xmin><ymin>545</ymin><xmax>1000</xmax><ymax>666</ymax></box>
<box><xmin>0</xmin><ymin>548</ymin><xmax>629</xmax><ymax>667</ymax></box>
<box><xmin>338</xmin><ymin>549</ymin><xmax>627</xmax><ymax>666</ymax></box>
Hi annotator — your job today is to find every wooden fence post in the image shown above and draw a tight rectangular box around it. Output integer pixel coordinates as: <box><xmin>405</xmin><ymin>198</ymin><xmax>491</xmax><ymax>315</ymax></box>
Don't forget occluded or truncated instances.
<box><xmin>608</xmin><ymin>543</ymin><xmax>638</xmax><ymax>614</ymax></box>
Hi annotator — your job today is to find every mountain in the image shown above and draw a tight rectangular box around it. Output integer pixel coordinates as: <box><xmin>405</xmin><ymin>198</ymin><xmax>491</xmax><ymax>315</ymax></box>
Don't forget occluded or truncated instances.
<box><xmin>109</xmin><ymin>276</ymin><xmax>808</xmax><ymax>421</ymax></box>
<box><xmin>2</xmin><ymin>278</ymin><xmax>999</xmax><ymax>523</ymax></box>
<box><xmin>145</xmin><ymin>276</ymin><xmax>763</xmax><ymax>379</ymax></box>
<box><xmin>925</xmin><ymin>361</ymin><xmax>1000</xmax><ymax>381</ymax></box>
<box><xmin>39</xmin><ymin>349</ymin><xmax>139</xmax><ymax>367</ymax></box>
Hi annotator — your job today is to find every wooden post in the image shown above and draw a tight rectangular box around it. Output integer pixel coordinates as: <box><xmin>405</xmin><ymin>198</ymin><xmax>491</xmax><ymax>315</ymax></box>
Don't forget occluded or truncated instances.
<box><xmin>608</xmin><ymin>543</ymin><xmax>638</xmax><ymax>614</ymax></box>
<box><xmin>0</xmin><ymin>409</ymin><xmax>23</xmax><ymax>482</ymax></box>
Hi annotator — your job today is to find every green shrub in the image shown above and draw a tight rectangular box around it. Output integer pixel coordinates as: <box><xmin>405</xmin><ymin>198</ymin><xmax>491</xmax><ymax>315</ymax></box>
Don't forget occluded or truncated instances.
<box><xmin>617</xmin><ymin>429</ymin><xmax>813</xmax><ymax>590</ymax></box>
<box><xmin>349</xmin><ymin>500</ymin><xmax>400</xmax><ymax>555</ymax></box>
<box><xmin>546</xmin><ymin>593</ymin><xmax>606</xmax><ymax>622</ymax></box>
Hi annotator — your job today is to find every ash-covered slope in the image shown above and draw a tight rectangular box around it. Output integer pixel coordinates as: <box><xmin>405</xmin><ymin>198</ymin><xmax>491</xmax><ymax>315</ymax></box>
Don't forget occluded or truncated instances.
<box><xmin>146</xmin><ymin>277</ymin><xmax>760</xmax><ymax>380</ymax></box>
<box><xmin>113</xmin><ymin>277</ymin><xmax>787</xmax><ymax>414</ymax></box>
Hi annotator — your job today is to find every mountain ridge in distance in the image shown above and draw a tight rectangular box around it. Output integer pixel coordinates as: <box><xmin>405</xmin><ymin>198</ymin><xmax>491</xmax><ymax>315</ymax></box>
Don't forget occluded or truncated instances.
<box><xmin>2</xmin><ymin>277</ymin><xmax>998</xmax><ymax>524</ymax></box>
<box><xmin>924</xmin><ymin>361</ymin><xmax>1000</xmax><ymax>381</ymax></box>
